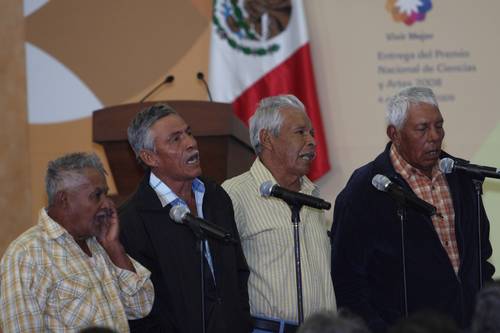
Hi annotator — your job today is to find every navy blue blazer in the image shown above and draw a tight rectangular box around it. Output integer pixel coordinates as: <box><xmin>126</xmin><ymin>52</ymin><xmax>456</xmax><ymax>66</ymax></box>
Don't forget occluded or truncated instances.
<box><xmin>331</xmin><ymin>143</ymin><xmax>494</xmax><ymax>332</ymax></box>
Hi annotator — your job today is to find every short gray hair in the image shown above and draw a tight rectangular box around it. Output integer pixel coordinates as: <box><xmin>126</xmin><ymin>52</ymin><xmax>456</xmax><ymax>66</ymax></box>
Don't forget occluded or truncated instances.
<box><xmin>249</xmin><ymin>95</ymin><xmax>306</xmax><ymax>154</ymax></box>
<box><xmin>386</xmin><ymin>86</ymin><xmax>438</xmax><ymax>129</ymax></box>
<box><xmin>46</xmin><ymin>152</ymin><xmax>106</xmax><ymax>206</ymax></box>
<box><xmin>127</xmin><ymin>103</ymin><xmax>177</xmax><ymax>158</ymax></box>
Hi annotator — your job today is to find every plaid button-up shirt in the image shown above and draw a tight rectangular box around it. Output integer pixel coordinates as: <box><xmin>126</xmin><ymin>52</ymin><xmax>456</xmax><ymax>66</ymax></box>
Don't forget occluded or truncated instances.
<box><xmin>390</xmin><ymin>145</ymin><xmax>460</xmax><ymax>273</ymax></box>
<box><xmin>0</xmin><ymin>209</ymin><xmax>154</xmax><ymax>332</ymax></box>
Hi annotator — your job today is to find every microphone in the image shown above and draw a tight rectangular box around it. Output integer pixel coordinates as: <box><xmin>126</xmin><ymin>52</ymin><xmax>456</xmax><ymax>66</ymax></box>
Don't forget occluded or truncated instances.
<box><xmin>196</xmin><ymin>72</ymin><xmax>213</xmax><ymax>102</ymax></box>
<box><xmin>140</xmin><ymin>74</ymin><xmax>175</xmax><ymax>103</ymax></box>
<box><xmin>439</xmin><ymin>157</ymin><xmax>500</xmax><ymax>179</ymax></box>
<box><xmin>372</xmin><ymin>174</ymin><xmax>437</xmax><ymax>216</ymax></box>
<box><xmin>260</xmin><ymin>180</ymin><xmax>331</xmax><ymax>210</ymax></box>
<box><xmin>169</xmin><ymin>205</ymin><xmax>237</xmax><ymax>243</ymax></box>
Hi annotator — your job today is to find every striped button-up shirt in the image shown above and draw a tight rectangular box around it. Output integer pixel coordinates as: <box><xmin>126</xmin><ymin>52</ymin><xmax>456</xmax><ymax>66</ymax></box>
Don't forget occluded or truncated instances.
<box><xmin>0</xmin><ymin>209</ymin><xmax>154</xmax><ymax>332</ymax></box>
<box><xmin>390</xmin><ymin>145</ymin><xmax>460</xmax><ymax>273</ymax></box>
<box><xmin>222</xmin><ymin>158</ymin><xmax>336</xmax><ymax>322</ymax></box>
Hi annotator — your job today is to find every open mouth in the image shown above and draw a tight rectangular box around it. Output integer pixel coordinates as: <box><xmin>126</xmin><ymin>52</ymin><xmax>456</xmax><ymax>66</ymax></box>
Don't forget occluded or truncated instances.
<box><xmin>95</xmin><ymin>209</ymin><xmax>111</xmax><ymax>223</ymax></box>
<box><xmin>299</xmin><ymin>152</ymin><xmax>316</xmax><ymax>161</ymax></box>
<box><xmin>186</xmin><ymin>151</ymin><xmax>200</xmax><ymax>165</ymax></box>
<box><xmin>426</xmin><ymin>149</ymin><xmax>440</xmax><ymax>157</ymax></box>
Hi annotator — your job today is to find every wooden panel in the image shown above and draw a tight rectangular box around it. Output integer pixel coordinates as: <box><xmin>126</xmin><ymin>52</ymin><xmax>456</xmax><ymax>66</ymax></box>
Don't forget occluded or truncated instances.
<box><xmin>93</xmin><ymin>101</ymin><xmax>251</xmax><ymax>146</ymax></box>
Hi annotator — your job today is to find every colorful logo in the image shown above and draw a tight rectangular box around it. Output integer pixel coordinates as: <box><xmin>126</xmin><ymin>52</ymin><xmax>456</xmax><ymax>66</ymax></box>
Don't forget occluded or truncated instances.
<box><xmin>386</xmin><ymin>0</ymin><xmax>432</xmax><ymax>26</ymax></box>
<box><xmin>212</xmin><ymin>0</ymin><xmax>292</xmax><ymax>56</ymax></box>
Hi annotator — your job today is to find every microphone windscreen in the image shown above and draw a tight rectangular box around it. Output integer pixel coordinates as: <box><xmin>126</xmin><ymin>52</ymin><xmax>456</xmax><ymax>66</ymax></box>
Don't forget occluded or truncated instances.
<box><xmin>439</xmin><ymin>158</ymin><xmax>454</xmax><ymax>174</ymax></box>
<box><xmin>165</xmin><ymin>75</ymin><xmax>175</xmax><ymax>83</ymax></box>
<box><xmin>372</xmin><ymin>174</ymin><xmax>391</xmax><ymax>192</ymax></box>
<box><xmin>169</xmin><ymin>205</ymin><xmax>188</xmax><ymax>223</ymax></box>
<box><xmin>259</xmin><ymin>180</ymin><xmax>274</xmax><ymax>197</ymax></box>
<box><xmin>196</xmin><ymin>72</ymin><xmax>204</xmax><ymax>80</ymax></box>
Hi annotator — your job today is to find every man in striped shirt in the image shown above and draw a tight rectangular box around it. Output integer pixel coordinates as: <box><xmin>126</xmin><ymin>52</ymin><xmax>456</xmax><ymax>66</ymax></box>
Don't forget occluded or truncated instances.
<box><xmin>223</xmin><ymin>95</ymin><xmax>337</xmax><ymax>333</ymax></box>
<box><xmin>0</xmin><ymin>152</ymin><xmax>154</xmax><ymax>332</ymax></box>
<box><xmin>331</xmin><ymin>86</ymin><xmax>494</xmax><ymax>332</ymax></box>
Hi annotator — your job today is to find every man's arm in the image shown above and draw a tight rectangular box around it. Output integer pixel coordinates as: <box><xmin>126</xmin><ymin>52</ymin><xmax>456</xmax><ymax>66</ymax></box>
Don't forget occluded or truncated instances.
<box><xmin>331</xmin><ymin>196</ymin><xmax>388</xmax><ymax>333</ymax></box>
<box><xmin>0</xmin><ymin>250</ymin><xmax>45</xmax><ymax>332</ymax></box>
<box><xmin>221</xmin><ymin>182</ymin><xmax>251</xmax><ymax>331</ymax></box>
<box><xmin>111</xmin><ymin>257</ymin><xmax>155</xmax><ymax>320</ymax></box>
<box><xmin>98</xmin><ymin>198</ymin><xmax>154</xmax><ymax>319</ymax></box>
<box><xmin>118</xmin><ymin>203</ymin><xmax>167</xmax><ymax>331</ymax></box>
<box><xmin>229</xmin><ymin>197</ymin><xmax>251</xmax><ymax>320</ymax></box>
<box><xmin>98</xmin><ymin>198</ymin><xmax>135</xmax><ymax>272</ymax></box>
<box><xmin>479</xmin><ymin>198</ymin><xmax>495</xmax><ymax>281</ymax></box>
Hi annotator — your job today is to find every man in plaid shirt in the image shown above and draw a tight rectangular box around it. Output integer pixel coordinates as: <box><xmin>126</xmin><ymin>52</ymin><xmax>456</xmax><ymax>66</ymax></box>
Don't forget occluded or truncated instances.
<box><xmin>0</xmin><ymin>152</ymin><xmax>154</xmax><ymax>332</ymax></box>
<box><xmin>331</xmin><ymin>87</ymin><xmax>494</xmax><ymax>332</ymax></box>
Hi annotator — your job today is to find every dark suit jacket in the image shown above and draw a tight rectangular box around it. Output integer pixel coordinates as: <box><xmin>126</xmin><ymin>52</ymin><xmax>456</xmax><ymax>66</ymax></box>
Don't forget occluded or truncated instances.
<box><xmin>331</xmin><ymin>143</ymin><xmax>494</xmax><ymax>332</ymax></box>
<box><xmin>119</xmin><ymin>173</ymin><xmax>251</xmax><ymax>333</ymax></box>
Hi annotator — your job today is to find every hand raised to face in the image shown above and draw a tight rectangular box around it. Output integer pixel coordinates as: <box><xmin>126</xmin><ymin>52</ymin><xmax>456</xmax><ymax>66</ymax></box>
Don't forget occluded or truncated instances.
<box><xmin>96</xmin><ymin>197</ymin><xmax>120</xmax><ymax>248</ymax></box>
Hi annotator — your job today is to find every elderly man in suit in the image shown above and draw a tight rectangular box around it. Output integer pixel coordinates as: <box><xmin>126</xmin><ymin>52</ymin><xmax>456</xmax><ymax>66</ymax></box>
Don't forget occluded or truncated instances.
<box><xmin>119</xmin><ymin>103</ymin><xmax>251</xmax><ymax>333</ymax></box>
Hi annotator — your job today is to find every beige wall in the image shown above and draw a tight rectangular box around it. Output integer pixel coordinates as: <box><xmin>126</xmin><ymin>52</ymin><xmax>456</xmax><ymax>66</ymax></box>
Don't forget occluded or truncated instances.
<box><xmin>25</xmin><ymin>0</ymin><xmax>212</xmax><ymax>222</ymax></box>
<box><xmin>0</xmin><ymin>0</ymin><xmax>32</xmax><ymax>254</ymax></box>
<box><xmin>1</xmin><ymin>1</ymin><xmax>500</xmax><ymax>271</ymax></box>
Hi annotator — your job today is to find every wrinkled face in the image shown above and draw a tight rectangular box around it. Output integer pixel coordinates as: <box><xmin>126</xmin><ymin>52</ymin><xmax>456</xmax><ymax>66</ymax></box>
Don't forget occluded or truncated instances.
<box><xmin>268</xmin><ymin>108</ymin><xmax>316</xmax><ymax>177</ymax></box>
<box><xmin>64</xmin><ymin>168</ymin><xmax>110</xmax><ymax>239</ymax></box>
<box><xmin>146</xmin><ymin>114</ymin><xmax>201</xmax><ymax>181</ymax></box>
<box><xmin>389</xmin><ymin>102</ymin><xmax>444</xmax><ymax>175</ymax></box>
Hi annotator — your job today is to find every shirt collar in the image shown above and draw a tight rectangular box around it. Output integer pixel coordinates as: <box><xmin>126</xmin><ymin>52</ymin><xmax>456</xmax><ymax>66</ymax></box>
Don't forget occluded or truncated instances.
<box><xmin>39</xmin><ymin>208</ymin><xmax>69</xmax><ymax>240</ymax></box>
<box><xmin>149</xmin><ymin>172</ymin><xmax>205</xmax><ymax>208</ymax></box>
<box><xmin>390</xmin><ymin>144</ymin><xmax>441</xmax><ymax>181</ymax></box>
<box><xmin>250</xmin><ymin>158</ymin><xmax>318</xmax><ymax>196</ymax></box>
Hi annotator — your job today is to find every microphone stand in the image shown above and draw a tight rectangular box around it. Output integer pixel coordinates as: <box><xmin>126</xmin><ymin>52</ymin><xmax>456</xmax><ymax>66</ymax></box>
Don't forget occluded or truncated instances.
<box><xmin>196</xmin><ymin>72</ymin><xmax>213</xmax><ymax>102</ymax></box>
<box><xmin>199</xmin><ymin>239</ymin><xmax>207</xmax><ymax>333</ymax></box>
<box><xmin>140</xmin><ymin>75</ymin><xmax>174</xmax><ymax>103</ymax></box>
<box><xmin>289</xmin><ymin>204</ymin><xmax>304</xmax><ymax>325</ymax></box>
<box><xmin>396</xmin><ymin>204</ymin><xmax>409</xmax><ymax>318</ymax></box>
<box><xmin>472</xmin><ymin>176</ymin><xmax>485</xmax><ymax>290</ymax></box>
<box><xmin>185</xmin><ymin>219</ymin><xmax>207</xmax><ymax>333</ymax></box>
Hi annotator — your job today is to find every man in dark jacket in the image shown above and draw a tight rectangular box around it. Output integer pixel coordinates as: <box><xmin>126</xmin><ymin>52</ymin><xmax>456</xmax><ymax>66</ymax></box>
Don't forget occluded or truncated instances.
<box><xmin>331</xmin><ymin>86</ymin><xmax>494</xmax><ymax>332</ymax></box>
<box><xmin>119</xmin><ymin>103</ymin><xmax>251</xmax><ymax>333</ymax></box>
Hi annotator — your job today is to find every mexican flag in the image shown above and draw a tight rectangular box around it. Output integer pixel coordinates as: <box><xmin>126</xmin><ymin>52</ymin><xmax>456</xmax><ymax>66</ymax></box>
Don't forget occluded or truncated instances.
<box><xmin>209</xmin><ymin>0</ymin><xmax>330</xmax><ymax>180</ymax></box>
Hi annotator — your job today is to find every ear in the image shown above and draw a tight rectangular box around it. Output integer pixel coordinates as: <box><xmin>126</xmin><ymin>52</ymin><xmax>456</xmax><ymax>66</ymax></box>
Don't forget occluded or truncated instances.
<box><xmin>139</xmin><ymin>150</ymin><xmax>158</xmax><ymax>168</ymax></box>
<box><xmin>259</xmin><ymin>129</ymin><xmax>274</xmax><ymax>151</ymax></box>
<box><xmin>54</xmin><ymin>191</ymin><xmax>68</xmax><ymax>208</ymax></box>
<box><xmin>387</xmin><ymin>125</ymin><xmax>399</xmax><ymax>144</ymax></box>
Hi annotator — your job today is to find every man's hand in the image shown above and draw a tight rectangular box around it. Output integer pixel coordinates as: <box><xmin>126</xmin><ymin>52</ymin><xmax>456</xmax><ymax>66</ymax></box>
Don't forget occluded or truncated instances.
<box><xmin>97</xmin><ymin>198</ymin><xmax>135</xmax><ymax>272</ymax></box>
<box><xmin>96</xmin><ymin>198</ymin><xmax>120</xmax><ymax>247</ymax></box>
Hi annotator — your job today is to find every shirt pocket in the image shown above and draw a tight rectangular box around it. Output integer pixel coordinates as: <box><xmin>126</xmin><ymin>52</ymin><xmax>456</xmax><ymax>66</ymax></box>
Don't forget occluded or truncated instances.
<box><xmin>49</xmin><ymin>275</ymin><xmax>97</xmax><ymax>328</ymax></box>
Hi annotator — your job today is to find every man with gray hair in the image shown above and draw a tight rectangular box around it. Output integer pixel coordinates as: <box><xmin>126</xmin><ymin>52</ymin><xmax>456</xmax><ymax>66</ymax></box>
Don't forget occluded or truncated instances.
<box><xmin>119</xmin><ymin>103</ymin><xmax>251</xmax><ymax>332</ymax></box>
<box><xmin>223</xmin><ymin>95</ymin><xmax>336</xmax><ymax>332</ymax></box>
<box><xmin>331</xmin><ymin>86</ymin><xmax>494</xmax><ymax>332</ymax></box>
<box><xmin>0</xmin><ymin>152</ymin><xmax>154</xmax><ymax>333</ymax></box>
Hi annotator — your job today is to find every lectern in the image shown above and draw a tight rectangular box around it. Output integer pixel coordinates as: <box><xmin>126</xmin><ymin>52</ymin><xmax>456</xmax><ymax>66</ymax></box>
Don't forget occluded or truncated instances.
<box><xmin>93</xmin><ymin>101</ymin><xmax>255</xmax><ymax>204</ymax></box>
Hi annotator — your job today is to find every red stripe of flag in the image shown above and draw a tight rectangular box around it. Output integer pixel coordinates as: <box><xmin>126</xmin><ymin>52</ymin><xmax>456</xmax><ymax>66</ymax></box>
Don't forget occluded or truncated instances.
<box><xmin>232</xmin><ymin>43</ymin><xmax>330</xmax><ymax>180</ymax></box>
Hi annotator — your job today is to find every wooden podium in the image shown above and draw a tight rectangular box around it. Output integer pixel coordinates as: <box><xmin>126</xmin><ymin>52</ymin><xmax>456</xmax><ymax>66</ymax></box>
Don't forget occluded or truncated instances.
<box><xmin>93</xmin><ymin>101</ymin><xmax>255</xmax><ymax>204</ymax></box>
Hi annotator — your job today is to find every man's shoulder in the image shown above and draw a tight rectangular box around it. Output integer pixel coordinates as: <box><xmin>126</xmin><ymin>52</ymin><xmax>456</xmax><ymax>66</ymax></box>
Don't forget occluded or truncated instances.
<box><xmin>118</xmin><ymin>178</ymin><xmax>152</xmax><ymax>216</ymax></box>
<box><xmin>1</xmin><ymin>225</ymin><xmax>45</xmax><ymax>264</ymax></box>
<box><xmin>221</xmin><ymin>171</ymin><xmax>253</xmax><ymax>194</ymax></box>
<box><xmin>336</xmin><ymin>159</ymin><xmax>382</xmax><ymax>205</ymax></box>
<box><xmin>118</xmin><ymin>196</ymin><xmax>141</xmax><ymax>228</ymax></box>
<box><xmin>199</xmin><ymin>177</ymin><xmax>234</xmax><ymax>208</ymax></box>
<box><xmin>347</xmin><ymin>161</ymin><xmax>378</xmax><ymax>187</ymax></box>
